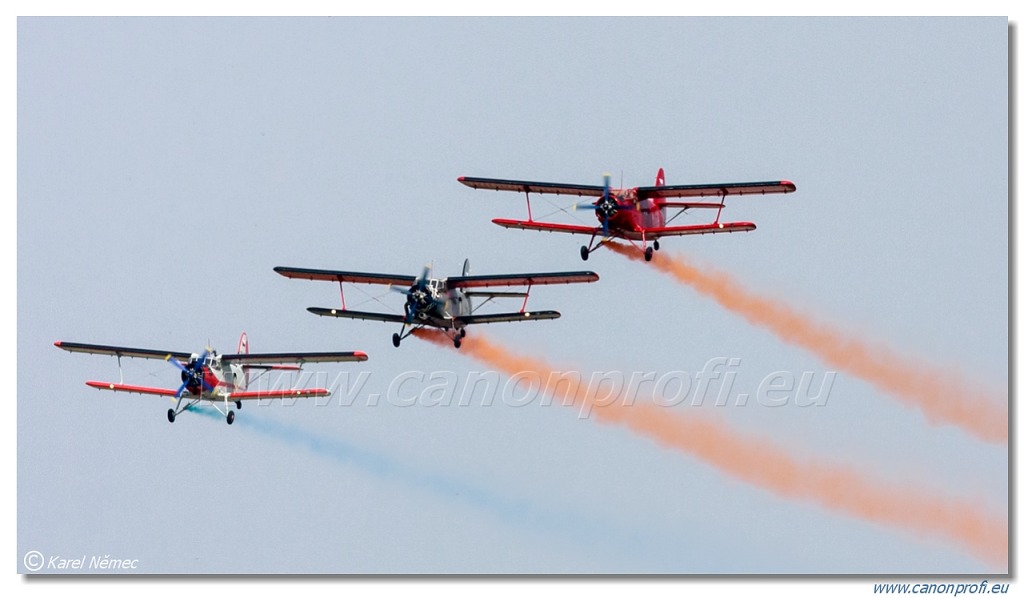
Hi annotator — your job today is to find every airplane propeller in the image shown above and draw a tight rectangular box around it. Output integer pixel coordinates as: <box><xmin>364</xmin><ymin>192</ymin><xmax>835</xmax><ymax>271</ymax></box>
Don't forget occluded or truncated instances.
<box><xmin>166</xmin><ymin>350</ymin><xmax>215</xmax><ymax>398</ymax></box>
<box><xmin>392</xmin><ymin>265</ymin><xmax>438</xmax><ymax>324</ymax></box>
<box><xmin>573</xmin><ymin>173</ymin><xmax>630</xmax><ymax>237</ymax></box>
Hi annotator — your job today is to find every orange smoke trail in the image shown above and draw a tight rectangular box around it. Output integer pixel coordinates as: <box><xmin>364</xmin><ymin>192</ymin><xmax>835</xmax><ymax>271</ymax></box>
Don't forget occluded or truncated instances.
<box><xmin>606</xmin><ymin>242</ymin><xmax>1007</xmax><ymax>444</ymax></box>
<box><xmin>413</xmin><ymin>329</ymin><xmax>1008</xmax><ymax>569</ymax></box>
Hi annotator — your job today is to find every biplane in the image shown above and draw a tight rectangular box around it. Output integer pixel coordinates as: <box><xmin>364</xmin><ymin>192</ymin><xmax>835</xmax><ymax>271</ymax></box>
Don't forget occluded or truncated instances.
<box><xmin>274</xmin><ymin>260</ymin><xmax>598</xmax><ymax>348</ymax></box>
<box><xmin>54</xmin><ymin>332</ymin><xmax>368</xmax><ymax>424</ymax></box>
<box><xmin>458</xmin><ymin>168</ymin><xmax>796</xmax><ymax>261</ymax></box>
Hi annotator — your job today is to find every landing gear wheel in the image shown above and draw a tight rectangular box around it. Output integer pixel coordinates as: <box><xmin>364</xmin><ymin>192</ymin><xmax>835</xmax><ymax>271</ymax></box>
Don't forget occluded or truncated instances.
<box><xmin>580</xmin><ymin>246</ymin><xmax>589</xmax><ymax>261</ymax></box>
<box><xmin>235</xmin><ymin>401</ymin><xmax>242</xmax><ymax>410</ymax></box>
<box><xmin>226</xmin><ymin>410</ymin><xmax>235</xmax><ymax>425</ymax></box>
<box><xmin>458</xmin><ymin>328</ymin><xmax>467</xmax><ymax>339</ymax></box>
<box><xmin>167</xmin><ymin>409</ymin><xmax>176</xmax><ymax>423</ymax></box>
<box><xmin>454</xmin><ymin>337</ymin><xmax>462</xmax><ymax>349</ymax></box>
<box><xmin>644</xmin><ymin>246</ymin><xmax>654</xmax><ymax>262</ymax></box>
<box><xmin>392</xmin><ymin>333</ymin><xmax>402</xmax><ymax>348</ymax></box>
<box><xmin>653</xmin><ymin>240</ymin><xmax>660</xmax><ymax>251</ymax></box>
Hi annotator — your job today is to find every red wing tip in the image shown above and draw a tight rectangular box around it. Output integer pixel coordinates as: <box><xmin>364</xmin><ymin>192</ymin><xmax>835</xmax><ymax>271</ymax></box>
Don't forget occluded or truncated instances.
<box><xmin>354</xmin><ymin>351</ymin><xmax>369</xmax><ymax>361</ymax></box>
<box><xmin>53</xmin><ymin>341</ymin><xmax>63</xmax><ymax>348</ymax></box>
<box><xmin>781</xmin><ymin>180</ymin><xmax>796</xmax><ymax>190</ymax></box>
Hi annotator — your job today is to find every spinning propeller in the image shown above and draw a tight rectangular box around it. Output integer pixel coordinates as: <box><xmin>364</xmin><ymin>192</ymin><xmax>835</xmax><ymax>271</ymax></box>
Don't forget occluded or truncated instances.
<box><xmin>166</xmin><ymin>350</ymin><xmax>215</xmax><ymax>398</ymax></box>
<box><xmin>574</xmin><ymin>173</ymin><xmax>632</xmax><ymax>237</ymax></box>
<box><xmin>393</xmin><ymin>265</ymin><xmax>439</xmax><ymax>324</ymax></box>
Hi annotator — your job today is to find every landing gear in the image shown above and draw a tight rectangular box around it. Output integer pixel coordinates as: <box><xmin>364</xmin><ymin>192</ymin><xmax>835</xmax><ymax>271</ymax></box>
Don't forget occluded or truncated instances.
<box><xmin>235</xmin><ymin>401</ymin><xmax>242</xmax><ymax>410</ymax></box>
<box><xmin>644</xmin><ymin>246</ymin><xmax>654</xmax><ymax>262</ymax></box>
<box><xmin>392</xmin><ymin>333</ymin><xmax>402</xmax><ymax>348</ymax></box>
<box><xmin>167</xmin><ymin>409</ymin><xmax>176</xmax><ymax>423</ymax></box>
<box><xmin>226</xmin><ymin>410</ymin><xmax>235</xmax><ymax>425</ymax></box>
<box><xmin>580</xmin><ymin>245</ymin><xmax>589</xmax><ymax>261</ymax></box>
<box><xmin>459</xmin><ymin>328</ymin><xmax>467</xmax><ymax>338</ymax></box>
<box><xmin>653</xmin><ymin>240</ymin><xmax>660</xmax><ymax>251</ymax></box>
<box><xmin>454</xmin><ymin>337</ymin><xmax>462</xmax><ymax>349</ymax></box>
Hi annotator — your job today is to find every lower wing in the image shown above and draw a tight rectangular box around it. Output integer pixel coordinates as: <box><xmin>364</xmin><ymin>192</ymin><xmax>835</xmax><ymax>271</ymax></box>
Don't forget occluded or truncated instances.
<box><xmin>223</xmin><ymin>351</ymin><xmax>368</xmax><ymax>364</ymax></box>
<box><xmin>227</xmin><ymin>388</ymin><xmax>331</xmax><ymax>401</ymax></box>
<box><xmin>457</xmin><ymin>311</ymin><xmax>560</xmax><ymax>325</ymax></box>
<box><xmin>307</xmin><ymin>308</ymin><xmax>406</xmax><ymax>323</ymax></box>
<box><xmin>492</xmin><ymin>218</ymin><xmax>755</xmax><ymax>239</ymax></box>
<box><xmin>644</xmin><ymin>222</ymin><xmax>756</xmax><ymax>239</ymax></box>
<box><xmin>492</xmin><ymin>218</ymin><xmax>603</xmax><ymax>237</ymax></box>
<box><xmin>84</xmin><ymin>381</ymin><xmax>332</xmax><ymax>401</ymax></box>
<box><xmin>85</xmin><ymin>381</ymin><xmax>179</xmax><ymax>397</ymax></box>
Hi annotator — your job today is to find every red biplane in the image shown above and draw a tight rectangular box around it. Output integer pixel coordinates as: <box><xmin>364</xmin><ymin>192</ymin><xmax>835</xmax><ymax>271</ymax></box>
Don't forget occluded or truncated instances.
<box><xmin>458</xmin><ymin>168</ymin><xmax>796</xmax><ymax>261</ymax></box>
<box><xmin>274</xmin><ymin>260</ymin><xmax>598</xmax><ymax>348</ymax></box>
<box><xmin>54</xmin><ymin>332</ymin><xmax>368</xmax><ymax>424</ymax></box>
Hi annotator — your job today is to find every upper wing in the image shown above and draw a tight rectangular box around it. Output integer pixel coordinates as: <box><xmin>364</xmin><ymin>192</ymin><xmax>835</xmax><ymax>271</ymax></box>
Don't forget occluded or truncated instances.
<box><xmin>457</xmin><ymin>311</ymin><xmax>560</xmax><ymax>325</ymax></box>
<box><xmin>85</xmin><ymin>381</ymin><xmax>180</xmax><ymax>396</ymax></box>
<box><xmin>222</xmin><ymin>351</ymin><xmax>368</xmax><ymax>364</ymax></box>
<box><xmin>274</xmin><ymin>266</ymin><xmax>416</xmax><ymax>287</ymax></box>
<box><xmin>307</xmin><ymin>307</ymin><xmax>406</xmax><ymax>323</ymax></box>
<box><xmin>55</xmin><ymin>341</ymin><xmax>191</xmax><ymax>362</ymax></box>
<box><xmin>448</xmin><ymin>271</ymin><xmax>599</xmax><ymax>289</ymax></box>
<box><xmin>645</xmin><ymin>222</ymin><xmax>757</xmax><ymax>238</ymax></box>
<box><xmin>637</xmin><ymin>180</ymin><xmax>796</xmax><ymax>200</ymax></box>
<box><xmin>459</xmin><ymin>176</ymin><xmax>605</xmax><ymax>197</ymax></box>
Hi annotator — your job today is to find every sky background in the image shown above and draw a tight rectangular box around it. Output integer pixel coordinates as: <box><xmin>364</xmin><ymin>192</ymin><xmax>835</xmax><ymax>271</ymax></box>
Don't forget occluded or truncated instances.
<box><xmin>17</xmin><ymin>17</ymin><xmax>1007</xmax><ymax>574</ymax></box>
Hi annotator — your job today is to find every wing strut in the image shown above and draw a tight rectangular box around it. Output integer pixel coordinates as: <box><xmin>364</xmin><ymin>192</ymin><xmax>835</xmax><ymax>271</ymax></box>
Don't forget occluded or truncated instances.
<box><xmin>526</xmin><ymin>191</ymin><xmax>533</xmax><ymax>222</ymax></box>
<box><xmin>338</xmin><ymin>280</ymin><xmax>347</xmax><ymax>310</ymax></box>
<box><xmin>519</xmin><ymin>283</ymin><xmax>532</xmax><ymax>313</ymax></box>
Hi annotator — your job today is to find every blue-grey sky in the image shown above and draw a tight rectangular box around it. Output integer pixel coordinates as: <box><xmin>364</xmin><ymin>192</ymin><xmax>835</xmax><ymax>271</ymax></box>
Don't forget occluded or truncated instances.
<box><xmin>18</xmin><ymin>17</ymin><xmax>1007</xmax><ymax>575</ymax></box>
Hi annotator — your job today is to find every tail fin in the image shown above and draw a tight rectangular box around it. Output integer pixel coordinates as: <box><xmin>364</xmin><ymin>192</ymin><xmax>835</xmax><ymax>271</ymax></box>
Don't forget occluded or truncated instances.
<box><xmin>238</xmin><ymin>332</ymin><xmax>250</xmax><ymax>386</ymax></box>
<box><xmin>462</xmin><ymin>258</ymin><xmax>471</xmax><ymax>276</ymax></box>
<box><xmin>655</xmin><ymin>168</ymin><xmax>665</xmax><ymax>187</ymax></box>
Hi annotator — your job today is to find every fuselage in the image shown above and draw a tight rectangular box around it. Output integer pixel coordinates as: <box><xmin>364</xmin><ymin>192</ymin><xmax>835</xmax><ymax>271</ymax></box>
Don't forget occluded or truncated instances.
<box><xmin>181</xmin><ymin>353</ymin><xmax>246</xmax><ymax>398</ymax></box>
<box><xmin>597</xmin><ymin>188</ymin><xmax>667</xmax><ymax>233</ymax></box>
<box><xmin>407</xmin><ymin>279</ymin><xmax>473</xmax><ymax>330</ymax></box>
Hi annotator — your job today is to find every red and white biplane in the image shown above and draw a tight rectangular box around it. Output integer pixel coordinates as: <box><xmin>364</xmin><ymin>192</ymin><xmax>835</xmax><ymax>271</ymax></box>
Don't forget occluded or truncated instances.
<box><xmin>274</xmin><ymin>260</ymin><xmax>598</xmax><ymax>348</ymax></box>
<box><xmin>54</xmin><ymin>332</ymin><xmax>368</xmax><ymax>424</ymax></box>
<box><xmin>458</xmin><ymin>168</ymin><xmax>796</xmax><ymax>261</ymax></box>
